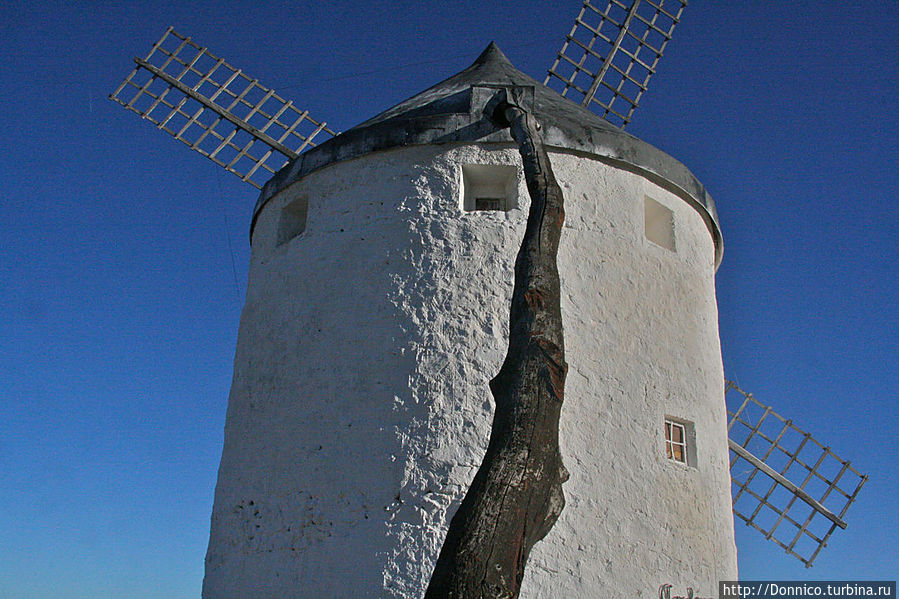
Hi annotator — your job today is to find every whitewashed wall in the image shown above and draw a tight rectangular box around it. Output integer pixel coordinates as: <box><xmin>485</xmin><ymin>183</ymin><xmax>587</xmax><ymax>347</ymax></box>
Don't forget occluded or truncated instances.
<box><xmin>202</xmin><ymin>142</ymin><xmax>737</xmax><ymax>598</ymax></box>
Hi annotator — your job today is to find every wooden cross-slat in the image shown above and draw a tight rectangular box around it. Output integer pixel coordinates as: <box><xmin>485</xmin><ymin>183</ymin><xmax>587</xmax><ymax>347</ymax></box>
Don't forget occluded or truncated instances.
<box><xmin>110</xmin><ymin>27</ymin><xmax>336</xmax><ymax>189</ymax></box>
<box><xmin>545</xmin><ymin>0</ymin><xmax>687</xmax><ymax>128</ymax></box>
<box><xmin>725</xmin><ymin>381</ymin><xmax>867</xmax><ymax>567</ymax></box>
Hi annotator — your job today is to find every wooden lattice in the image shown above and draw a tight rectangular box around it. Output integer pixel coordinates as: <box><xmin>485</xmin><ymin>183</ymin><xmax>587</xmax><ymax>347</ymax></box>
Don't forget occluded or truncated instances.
<box><xmin>110</xmin><ymin>27</ymin><xmax>335</xmax><ymax>189</ymax></box>
<box><xmin>726</xmin><ymin>381</ymin><xmax>867</xmax><ymax>567</ymax></box>
<box><xmin>545</xmin><ymin>0</ymin><xmax>687</xmax><ymax>128</ymax></box>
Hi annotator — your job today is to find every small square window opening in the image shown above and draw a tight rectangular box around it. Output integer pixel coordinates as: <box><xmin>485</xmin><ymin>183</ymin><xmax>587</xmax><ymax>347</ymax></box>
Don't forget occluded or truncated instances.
<box><xmin>475</xmin><ymin>197</ymin><xmax>505</xmax><ymax>211</ymax></box>
<box><xmin>644</xmin><ymin>196</ymin><xmax>676</xmax><ymax>252</ymax></box>
<box><xmin>665</xmin><ymin>420</ymin><xmax>687</xmax><ymax>463</ymax></box>
<box><xmin>461</xmin><ymin>164</ymin><xmax>518</xmax><ymax>211</ymax></box>
<box><xmin>277</xmin><ymin>196</ymin><xmax>308</xmax><ymax>246</ymax></box>
<box><xmin>664</xmin><ymin>416</ymin><xmax>696</xmax><ymax>467</ymax></box>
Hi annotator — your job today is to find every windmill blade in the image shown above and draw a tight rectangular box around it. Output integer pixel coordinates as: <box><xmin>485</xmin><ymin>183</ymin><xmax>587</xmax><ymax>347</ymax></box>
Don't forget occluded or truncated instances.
<box><xmin>110</xmin><ymin>27</ymin><xmax>336</xmax><ymax>189</ymax></box>
<box><xmin>725</xmin><ymin>381</ymin><xmax>867</xmax><ymax>567</ymax></box>
<box><xmin>545</xmin><ymin>0</ymin><xmax>687</xmax><ymax>128</ymax></box>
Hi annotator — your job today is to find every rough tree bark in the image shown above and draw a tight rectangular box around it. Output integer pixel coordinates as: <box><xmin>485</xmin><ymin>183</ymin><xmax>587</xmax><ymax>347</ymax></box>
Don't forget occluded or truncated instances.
<box><xmin>425</xmin><ymin>94</ymin><xmax>569</xmax><ymax>599</ymax></box>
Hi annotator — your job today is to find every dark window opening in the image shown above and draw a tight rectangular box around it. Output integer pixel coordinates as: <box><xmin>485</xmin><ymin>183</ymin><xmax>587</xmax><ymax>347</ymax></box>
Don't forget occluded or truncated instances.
<box><xmin>474</xmin><ymin>197</ymin><xmax>505</xmax><ymax>211</ymax></box>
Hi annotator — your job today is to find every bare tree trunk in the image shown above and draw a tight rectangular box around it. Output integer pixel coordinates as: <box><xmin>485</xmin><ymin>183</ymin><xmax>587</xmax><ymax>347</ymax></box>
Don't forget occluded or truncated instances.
<box><xmin>425</xmin><ymin>97</ymin><xmax>568</xmax><ymax>599</ymax></box>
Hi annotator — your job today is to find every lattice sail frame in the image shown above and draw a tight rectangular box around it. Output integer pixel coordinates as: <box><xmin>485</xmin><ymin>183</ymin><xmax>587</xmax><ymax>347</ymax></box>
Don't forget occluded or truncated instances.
<box><xmin>110</xmin><ymin>27</ymin><xmax>335</xmax><ymax>189</ymax></box>
<box><xmin>545</xmin><ymin>0</ymin><xmax>687</xmax><ymax>128</ymax></box>
<box><xmin>725</xmin><ymin>382</ymin><xmax>867</xmax><ymax>567</ymax></box>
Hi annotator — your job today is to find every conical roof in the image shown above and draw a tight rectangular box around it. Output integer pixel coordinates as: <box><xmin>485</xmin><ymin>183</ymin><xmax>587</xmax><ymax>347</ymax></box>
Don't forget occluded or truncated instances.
<box><xmin>255</xmin><ymin>43</ymin><xmax>720</xmax><ymax>261</ymax></box>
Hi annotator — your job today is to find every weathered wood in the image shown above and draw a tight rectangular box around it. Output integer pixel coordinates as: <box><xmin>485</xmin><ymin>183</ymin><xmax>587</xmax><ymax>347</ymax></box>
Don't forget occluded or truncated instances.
<box><xmin>425</xmin><ymin>97</ymin><xmax>568</xmax><ymax>599</ymax></box>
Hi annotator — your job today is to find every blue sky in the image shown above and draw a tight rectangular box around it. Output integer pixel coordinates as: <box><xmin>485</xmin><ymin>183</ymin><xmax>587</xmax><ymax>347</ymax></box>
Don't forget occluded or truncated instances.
<box><xmin>0</xmin><ymin>1</ymin><xmax>896</xmax><ymax>597</ymax></box>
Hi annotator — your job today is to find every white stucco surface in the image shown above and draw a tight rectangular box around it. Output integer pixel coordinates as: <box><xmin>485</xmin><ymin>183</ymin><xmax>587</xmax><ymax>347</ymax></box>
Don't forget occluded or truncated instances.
<box><xmin>202</xmin><ymin>142</ymin><xmax>737</xmax><ymax>598</ymax></box>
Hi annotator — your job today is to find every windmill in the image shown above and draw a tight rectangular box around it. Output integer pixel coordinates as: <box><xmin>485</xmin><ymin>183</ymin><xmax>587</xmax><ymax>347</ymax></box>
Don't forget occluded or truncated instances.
<box><xmin>110</xmin><ymin>1</ymin><xmax>867</xmax><ymax>596</ymax></box>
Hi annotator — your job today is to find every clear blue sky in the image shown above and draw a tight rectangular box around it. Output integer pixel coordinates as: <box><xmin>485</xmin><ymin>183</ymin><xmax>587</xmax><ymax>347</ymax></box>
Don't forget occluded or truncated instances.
<box><xmin>1</xmin><ymin>1</ymin><xmax>896</xmax><ymax>597</ymax></box>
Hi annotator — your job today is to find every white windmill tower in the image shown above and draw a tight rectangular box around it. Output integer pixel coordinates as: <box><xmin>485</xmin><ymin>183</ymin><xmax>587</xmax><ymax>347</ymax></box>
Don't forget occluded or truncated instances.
<box><xmin>110</xmin><ymin>2</ymin><xmax>866</xmax><ymax>597</ymax></box>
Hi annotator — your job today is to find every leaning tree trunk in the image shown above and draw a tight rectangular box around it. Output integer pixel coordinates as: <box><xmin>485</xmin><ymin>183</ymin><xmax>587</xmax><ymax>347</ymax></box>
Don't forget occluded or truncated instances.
<box><xmin>425</xmin><ymin>96</ymin><xmax>569</xmax><ymax>599</ymax></box>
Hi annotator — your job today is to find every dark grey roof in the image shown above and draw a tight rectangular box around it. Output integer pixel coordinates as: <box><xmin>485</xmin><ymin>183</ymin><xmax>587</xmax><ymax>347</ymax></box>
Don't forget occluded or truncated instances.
<box><xmin>253</xmin><ymin>43</ymin><xmax>721</xmax><ymax>264</ymax></box>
